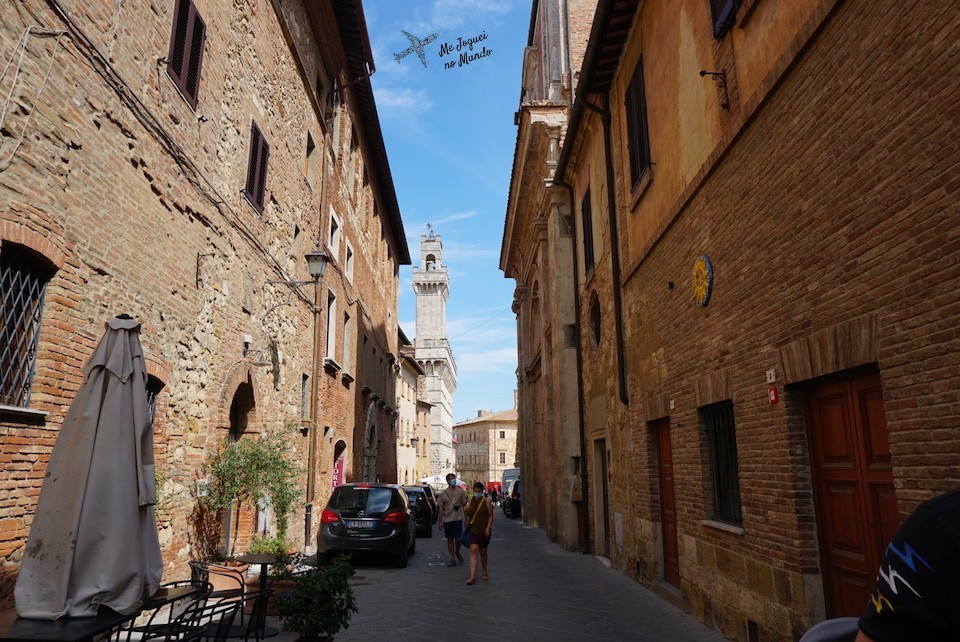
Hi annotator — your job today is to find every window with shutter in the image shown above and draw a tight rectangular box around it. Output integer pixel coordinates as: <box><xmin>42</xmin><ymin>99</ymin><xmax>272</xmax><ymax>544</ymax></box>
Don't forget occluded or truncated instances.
<box><xmin>709</xmin><ymin>0</ymin><xmax>740</xmax><ymax>39</ymax></box>
<box><xmin>581</xmin><ymin>188</ymin><xmax>595</xmax><ymax>272</ymax></box>
<box><xmin>243</xmin><ymin>121</ymin><xmax>269</xmax><ymax>214</ymax></box>
<box><xmin>625</xmin><ymin>58</ymin><xmax>652</xmax><ymax>189</ymax></box>
<box><xmin>166</xmin><ymin>0</ymin><xmax>206</xmax><ymax>109</ymax></box>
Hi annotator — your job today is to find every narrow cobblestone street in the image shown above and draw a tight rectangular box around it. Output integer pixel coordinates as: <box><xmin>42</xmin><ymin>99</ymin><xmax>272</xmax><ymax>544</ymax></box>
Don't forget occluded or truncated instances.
<box><xmin>268</xmin><ymin>515</ymin><xmax>724</xmax><ymax>641</ymax></box>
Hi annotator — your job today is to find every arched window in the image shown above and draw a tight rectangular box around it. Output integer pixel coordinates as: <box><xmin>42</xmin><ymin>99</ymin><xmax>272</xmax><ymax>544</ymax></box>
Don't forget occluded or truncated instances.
<box><xmin>1</xmin><ymin>242</ymin><xmax>56</xmax><ymax>407</ymax></box>
<box><xmin>146</xmin><ymin>374</ymin><xmax>166</xmax><ymax>430</ymax></box>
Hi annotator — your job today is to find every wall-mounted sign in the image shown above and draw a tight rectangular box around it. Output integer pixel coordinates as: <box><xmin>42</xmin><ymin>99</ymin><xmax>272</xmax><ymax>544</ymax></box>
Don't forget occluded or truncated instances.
<box><xmin>693</xmin><ymin>254</ymin><xmax>714</xmax><ymax>307</ymax></box>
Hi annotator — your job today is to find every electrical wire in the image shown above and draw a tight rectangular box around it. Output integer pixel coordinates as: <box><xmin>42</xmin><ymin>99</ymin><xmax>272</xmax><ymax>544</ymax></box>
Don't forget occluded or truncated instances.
<box><xmin>448</xmin><ymin>307</ymin><xmax>511</xmax><ymax>340</ymax></box>
<box><xmin>0</xmin><ymin>26</ymin><xmax>67</xmax><ymax>171</ymax></box>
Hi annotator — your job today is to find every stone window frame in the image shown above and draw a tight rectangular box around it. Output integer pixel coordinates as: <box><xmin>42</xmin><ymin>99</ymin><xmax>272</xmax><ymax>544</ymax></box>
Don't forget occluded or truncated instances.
<box><xmin>166</xmin><ymin>0</ymin><xmax>206</xmax><ymax>110</ymax></box>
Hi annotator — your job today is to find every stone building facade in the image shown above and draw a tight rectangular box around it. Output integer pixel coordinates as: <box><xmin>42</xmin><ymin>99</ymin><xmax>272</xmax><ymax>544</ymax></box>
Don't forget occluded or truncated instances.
<box><xmin>412</xmin><ymin>231</ymin><xmax>458</xmax><ymax>476</ymax></box>
<box><xmin>506</xmin><ymin>0</ymin><xmax>959</xmax><ymax>639</ymax></box>
<box><xmin>0</xmin><ymin>0</ymin><xmax>407</xmax><ymax>607</ymax></box>
<box><xmin>396</xmin><ymin>328</ymin><xmax>431</xmax><ymax>485</ymax></box>
<box><xmin>453</xmin><ymin>407</ymin><xmax>518</xmax><ymax>490</ymax></box>
<box><xmin>501</xmin><ymin>0</ymin><xmax>597</xmax><ymax>552</ymax></box>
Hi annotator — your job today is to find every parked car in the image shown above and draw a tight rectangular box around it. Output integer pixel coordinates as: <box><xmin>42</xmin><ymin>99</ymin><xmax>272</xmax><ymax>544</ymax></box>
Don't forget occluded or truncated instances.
<box><xmin>503</xmin><ymin>478</ymin><xmax>522</xmax><ymax>519</ymax></box>
<box><xmin>414</xmin><ymin>483</ymin><xmax>439</xmax><ymax>523</ymax></box>
<box><xmin>402</xmin><ymin>486</ymin><xmax>434</xmax><ymax>537</ymax></box>
<box><xmin>317</xmin><ymin>483</ymin><xmax>417</xmax><ymax>567</ymax></box>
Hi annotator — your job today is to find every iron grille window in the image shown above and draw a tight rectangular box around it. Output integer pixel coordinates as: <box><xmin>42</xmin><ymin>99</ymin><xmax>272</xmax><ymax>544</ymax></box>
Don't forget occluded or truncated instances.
<box><xmin>166</xmin><ymin>0</ymin><xmax>206</xmax><ymax>109</ymax></box>
<box><xmin>709</xmin><ymin>0</ymin><xmax>740</xmax><ymax>39</ymax></box>
<box><xmin>243</xmin><ymin>121</ymin><xmax>270</xmax><ymax>213</ymax></box>
<box><xmin>625</xmin><ymin>58</ymin><xmax>652</xmax><ymax>188</ymax></box>
<box><xmin>1</xmin><ymin>243</ymin><xmax>53</xmax><ymax>407</ymax></box>
<box><xmin>702</xmin><ymin>401</ymin><xmax>742</xmax><ymax>525</ymax></box>
<box><xmin>499</xmin><ymin>452</ymin><xmax>506</xmax><ymax>464</ymax></box>
<box><xmin>581</xmin><ymin>188</ymin><xmax>595</xmax><ymax>272</ymax></box>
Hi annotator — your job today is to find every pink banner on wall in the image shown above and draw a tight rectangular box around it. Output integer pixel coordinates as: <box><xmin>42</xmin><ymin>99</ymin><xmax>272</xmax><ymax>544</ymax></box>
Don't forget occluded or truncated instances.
<box><xmin>332</xmin><ymin>452</ymin><xmax>345</xmax><ymax>489</ymax></box>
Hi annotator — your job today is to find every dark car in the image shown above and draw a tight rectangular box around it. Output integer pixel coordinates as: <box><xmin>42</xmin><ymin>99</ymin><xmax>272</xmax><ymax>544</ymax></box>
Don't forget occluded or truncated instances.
<box><xmin>402</xmin><ymin>486</ymin><xmax>434</xmax><ymax>537</ymax></box>
<box><xmin>317</xmin><ymin>483</ymin><xmax>417</xmax><ymax>567</ymax></box>
<box><xmin>418</xmin><ymin>484</ymin><xmax>440</xmax><ymax>523</ymax></box>
<box><xmin>503</xmin><ymin>478</ymin><xmax>522</xmax><ymax>519</ymax></box>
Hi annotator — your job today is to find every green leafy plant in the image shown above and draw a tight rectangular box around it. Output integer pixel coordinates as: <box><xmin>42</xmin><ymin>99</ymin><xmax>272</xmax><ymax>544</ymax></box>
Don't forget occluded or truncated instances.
<box><xmin>276</xmin><ymin>556</ymin><xmax>358</xmax><ymax>640</ymax></box>
<box><xmin>199</xmin><ymin>427</ymin><xmax>302</xmax><ymax>556</ymax></box>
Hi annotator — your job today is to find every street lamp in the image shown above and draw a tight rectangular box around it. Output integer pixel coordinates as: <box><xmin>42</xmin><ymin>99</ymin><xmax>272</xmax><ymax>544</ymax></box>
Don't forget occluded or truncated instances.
<box><xmin>265</xmin><ymin>246</ymin><xmax>329</xmax><ymax>540</ymax></box>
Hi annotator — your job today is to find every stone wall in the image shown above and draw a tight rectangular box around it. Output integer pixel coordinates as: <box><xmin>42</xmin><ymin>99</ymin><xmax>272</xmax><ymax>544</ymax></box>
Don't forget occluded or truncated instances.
<box><xmin>0</xmin><ymin>0</ymin><xmax>403</xmax><ymax>608</ymax></box>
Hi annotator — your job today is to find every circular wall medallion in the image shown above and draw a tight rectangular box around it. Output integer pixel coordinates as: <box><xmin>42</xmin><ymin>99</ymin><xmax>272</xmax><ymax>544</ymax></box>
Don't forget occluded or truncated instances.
<box><xmin>692</xmin><ymin>254</ymin><xmax>713</xmax><ymax>307</ymax></box>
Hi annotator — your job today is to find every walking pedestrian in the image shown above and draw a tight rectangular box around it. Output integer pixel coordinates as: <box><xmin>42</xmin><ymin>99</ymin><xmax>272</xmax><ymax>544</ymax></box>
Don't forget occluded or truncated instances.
<box><xmin>464</xmin><ymin>481</ymin><xmax>494</xmax><ymax>585</ymax></box>
<box><xmin>437</xmin><ymin>473</ymin><xmax>467</xmax><ymax>567</ymax></box>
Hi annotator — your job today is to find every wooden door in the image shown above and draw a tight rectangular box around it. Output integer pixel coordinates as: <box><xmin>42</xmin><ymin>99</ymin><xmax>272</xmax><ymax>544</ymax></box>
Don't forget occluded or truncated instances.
<box><xmin>654</xmin><ymin>419</ymin><xmax>680</xmax><ymax>587</ymax></box>
<box><xmin>806</xmin><ymin>372</ymin><xmax>900</xmax><ymax>616</ymax></box>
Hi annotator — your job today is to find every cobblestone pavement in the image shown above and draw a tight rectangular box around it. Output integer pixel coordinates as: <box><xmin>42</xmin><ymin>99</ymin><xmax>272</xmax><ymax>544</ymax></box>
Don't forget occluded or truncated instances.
<box><xmin>266</xmin><ymin>513</ymin><xmax>725</xmax><ymax>641</ymax></box>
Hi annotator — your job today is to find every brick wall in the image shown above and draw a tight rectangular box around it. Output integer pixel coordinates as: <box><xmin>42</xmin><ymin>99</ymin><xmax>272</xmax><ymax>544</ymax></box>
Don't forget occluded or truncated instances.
<box><xmin>564</xmin><ymin>0</ymin><xmax>959</xmax><ymax>639</ymax></box>
<box><xmin>0</xmin><ymin>0</ymin><xmax>402</xmax><ymax>609</ymax></box>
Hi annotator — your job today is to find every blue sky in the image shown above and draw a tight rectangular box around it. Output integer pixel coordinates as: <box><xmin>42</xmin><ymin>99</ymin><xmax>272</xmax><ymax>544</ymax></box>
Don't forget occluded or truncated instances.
<box><xmin>364</xmin><ymin>1</ymin><xmax>529</xmax><ymax>422</ymax></box>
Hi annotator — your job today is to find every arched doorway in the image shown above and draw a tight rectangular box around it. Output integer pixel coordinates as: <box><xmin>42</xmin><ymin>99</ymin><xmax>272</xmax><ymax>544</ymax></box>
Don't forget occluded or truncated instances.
<box><xmin>222</xmin><ymin>379</ymin><xmax>255</xmax><ymax>552</ymax></box>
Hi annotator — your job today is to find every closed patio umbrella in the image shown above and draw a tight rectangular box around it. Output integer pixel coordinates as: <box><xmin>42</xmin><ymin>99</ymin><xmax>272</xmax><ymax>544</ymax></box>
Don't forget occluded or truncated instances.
<box><xmin>15</xmin><ymin>315</ymin><xmax>163</xmax><ymax>618</ymax></box>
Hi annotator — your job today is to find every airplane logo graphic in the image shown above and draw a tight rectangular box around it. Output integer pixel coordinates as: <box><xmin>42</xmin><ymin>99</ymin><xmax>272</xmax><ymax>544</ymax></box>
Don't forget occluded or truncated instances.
<box><xmin>394</xmin><ymin>30</ymin><xmax>439</xmax><ymax>68</ymax></box>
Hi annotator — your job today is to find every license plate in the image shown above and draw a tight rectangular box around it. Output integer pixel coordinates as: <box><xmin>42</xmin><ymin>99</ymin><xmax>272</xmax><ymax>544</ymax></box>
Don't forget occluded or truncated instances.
<box><xmin>344</xmin><ymin>519</ymin><xmax>376</xmax><ymax>529</ymax></box>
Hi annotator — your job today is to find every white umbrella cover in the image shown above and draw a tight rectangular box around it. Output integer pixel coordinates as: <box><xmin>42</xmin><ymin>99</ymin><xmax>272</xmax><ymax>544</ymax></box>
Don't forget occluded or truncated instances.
<box><xmin>15</xmin><ymin>316</ymin><xmax>163</xmax><ymax>618</ymax></box>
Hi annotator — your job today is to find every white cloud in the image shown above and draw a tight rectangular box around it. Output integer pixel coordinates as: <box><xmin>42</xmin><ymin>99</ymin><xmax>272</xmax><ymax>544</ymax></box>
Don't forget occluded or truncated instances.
<box><xmin>375</xmin><ymin>87</ymin><xmax>433</xmax><ymax>116</ymax></box>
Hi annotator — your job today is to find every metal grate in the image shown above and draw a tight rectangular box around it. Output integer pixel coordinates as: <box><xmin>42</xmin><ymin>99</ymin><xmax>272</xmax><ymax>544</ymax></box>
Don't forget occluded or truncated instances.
<box><xmin>702</xmin><ymin>401</ymin><xmax>742</xmax><ymax>525</ymax></box>
<box><xmin>0</xmin><ymin>245</ymin><xmax>50</xmax><ymax>407</ymax></box>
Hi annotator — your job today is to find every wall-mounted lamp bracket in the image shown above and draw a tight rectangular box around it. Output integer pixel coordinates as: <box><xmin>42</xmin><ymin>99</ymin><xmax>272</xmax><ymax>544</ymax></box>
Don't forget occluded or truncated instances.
<box><xmin>699</xmin><ymin>69</ymin><xmax>730</xmax><ymax>110</ymax></box>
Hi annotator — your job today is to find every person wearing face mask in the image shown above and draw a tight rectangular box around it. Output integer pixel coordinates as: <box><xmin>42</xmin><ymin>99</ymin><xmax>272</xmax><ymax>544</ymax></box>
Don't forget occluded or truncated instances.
<box><xmin>437</xmin><ymin>473</ymin><xmax>467</xmax><ymax>567</ymax></box>
<box><xmin>464</xmin><ymin>481</ymin><xmax>494</xmax><ymax>585</ymax></box>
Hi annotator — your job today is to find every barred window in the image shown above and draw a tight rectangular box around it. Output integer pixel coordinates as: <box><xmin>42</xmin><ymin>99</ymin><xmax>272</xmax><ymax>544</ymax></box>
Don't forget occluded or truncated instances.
<box><xmin>701</xmin><ymin>401</ymin><xmax>742</xmax><ymax>525</ymax></box>
<box><xmin>1</xmin><ymin>243</ymin><xmax>54</xmax><ymax>407</ymax></box>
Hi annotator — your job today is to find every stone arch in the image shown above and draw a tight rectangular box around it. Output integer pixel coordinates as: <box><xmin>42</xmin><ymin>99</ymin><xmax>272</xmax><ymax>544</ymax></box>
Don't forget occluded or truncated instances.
<box><xmin>215</xmin><ymin>360</ymin><xmax>264</xmax><ymax>432</ymax></box>
<box><xmin>0</xmin><ymin>221</ymin><xmax>67</xmax><ymax>270</ymax></box>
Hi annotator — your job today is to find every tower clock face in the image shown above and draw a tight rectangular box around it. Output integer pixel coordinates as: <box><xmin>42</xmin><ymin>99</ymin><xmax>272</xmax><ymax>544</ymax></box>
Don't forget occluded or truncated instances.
<box><xmin>692</xmin><ymin>255</ymin><xmax>713</xmax><ymax>307</ymax></box>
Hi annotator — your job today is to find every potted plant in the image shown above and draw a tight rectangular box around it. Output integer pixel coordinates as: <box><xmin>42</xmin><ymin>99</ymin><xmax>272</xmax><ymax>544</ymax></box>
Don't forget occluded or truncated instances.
<box><xmin>197</xmin><ymin>426</ymin><xmax>302</xmax><ymax>556</ymax></box>
<box><xmin>275</xmin><ymin>556</ymin><xmax>358</xmax><ymax>641</ymax></box>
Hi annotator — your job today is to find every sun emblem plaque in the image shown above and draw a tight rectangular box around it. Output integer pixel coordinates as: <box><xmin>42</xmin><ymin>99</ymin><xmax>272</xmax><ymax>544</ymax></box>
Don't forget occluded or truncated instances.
<box><xmin>692</xmin><ymin>254</ymin><xmax>713</xmax><ymax>307</ymax></box>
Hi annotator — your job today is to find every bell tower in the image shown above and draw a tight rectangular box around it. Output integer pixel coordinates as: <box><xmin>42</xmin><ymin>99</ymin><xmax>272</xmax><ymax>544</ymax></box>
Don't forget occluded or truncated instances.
<box><xmin>412</xmin><ymin>227</ymin><xmax>457</xmax><ymax>475</ymax></box>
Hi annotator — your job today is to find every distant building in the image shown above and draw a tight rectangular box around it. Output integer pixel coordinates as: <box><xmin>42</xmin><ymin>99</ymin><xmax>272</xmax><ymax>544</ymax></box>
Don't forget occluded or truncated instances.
<box><xmin>412</xmin><ymin>230</ymin><xmax>458</xmax><ymax>475</ymax></box>
<box><xmin>453</xmin><ymin>405</ymin><xmax>518</xmax><ymax>489</ymax></box>
<box><xmin>396</xmin><ymin>327</ymin><xmax>431</xmax><ymax>484</ymax></box>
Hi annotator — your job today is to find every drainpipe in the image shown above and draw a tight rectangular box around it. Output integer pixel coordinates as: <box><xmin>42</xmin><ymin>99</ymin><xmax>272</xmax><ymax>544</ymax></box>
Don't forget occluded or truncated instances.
<box><xmin>582</xmin><ymin>94</ymin><xmax>629</xmax><ymax>406</ymax></box>
<box><xmin>550</xmin><ymin>177</ymin><xmax>591</xmax><ymax>554</ymax></box>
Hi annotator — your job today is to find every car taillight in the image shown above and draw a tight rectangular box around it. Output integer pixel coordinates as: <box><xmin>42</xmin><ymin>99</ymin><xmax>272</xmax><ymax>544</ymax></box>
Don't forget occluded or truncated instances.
<box><xmin>321</xmin><ymin>509</ymin><xmax>340</xmax><ymax>523</ymax></box>
<box><xmin>382</xmin><ymin>510</ymin><xmax>406</xmax><ymax>524</ymax></box>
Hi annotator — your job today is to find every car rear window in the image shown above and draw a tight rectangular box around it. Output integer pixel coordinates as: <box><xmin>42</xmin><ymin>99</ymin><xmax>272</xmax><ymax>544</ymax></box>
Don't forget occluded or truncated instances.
<box><xmin>331</xmin><ymin>487</ymin><xmax>393</xmax><ymax>513</ymax></box>
<box><xmin>405</xmin><ymin>491</ymin><xmax>425</xmax><ymax>503</ymax></box>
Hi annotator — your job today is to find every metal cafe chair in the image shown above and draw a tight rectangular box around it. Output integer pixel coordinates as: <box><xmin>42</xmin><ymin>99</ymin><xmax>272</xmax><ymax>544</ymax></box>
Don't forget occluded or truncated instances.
<box><xmin>114</xmin><ymin>580</ymin><xmax>212</xmax><ymax>641</ymax></box>
<box><xmin>122</xmin><ymin>590</ymin><xmax>240</xmax><ymax>641</ymax></box>
<box><xmin>188</xmin><ymin>561</ymin><xmax>248</xmax><ymax>623</ymax></box>
<box><xmin>235</xmin><ymin>589</ymin><xmax>273</xmax><ymax>642</ymax></box>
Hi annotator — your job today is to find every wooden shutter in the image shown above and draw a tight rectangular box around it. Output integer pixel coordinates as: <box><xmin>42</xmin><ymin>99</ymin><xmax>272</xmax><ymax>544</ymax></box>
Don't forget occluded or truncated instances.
<box><xmin>244</xmin><ymin>121</ymin><xmax>269</xmax><ymax>213</ymax></box>
<box><xmin>166</xmin><ymin>0</ymin><xmax>206</xmax><ymax>109</ymax></box>
<box><xmin>709</xmin><ymin>0</ymin><xmax>740</xmax><ymax>39</ymax></box>
<box><xmin>625</xmin><ymin>58</ymin><xmax>651</xmax><ymax>188</ymax></box>
<box><xmin>581</xmin><ymin>188</ymin><xmax>595</xmax><ymax>272</ymax></box>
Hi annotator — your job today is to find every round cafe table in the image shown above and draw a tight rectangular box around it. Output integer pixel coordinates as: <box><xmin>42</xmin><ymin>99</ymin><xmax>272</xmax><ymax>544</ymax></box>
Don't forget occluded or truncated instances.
<box><xmin>234</xmin><ymin>553</ymin><xmax>280</xmax><ymax>638</ymax></box>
